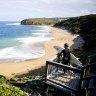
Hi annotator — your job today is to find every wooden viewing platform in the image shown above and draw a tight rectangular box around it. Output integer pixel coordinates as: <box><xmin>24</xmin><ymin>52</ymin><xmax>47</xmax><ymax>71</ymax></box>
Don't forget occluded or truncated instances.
<box><xmin>44</xmin><ymin>55</ymin><xmax>96</xmax><ymax>96</ymax></box>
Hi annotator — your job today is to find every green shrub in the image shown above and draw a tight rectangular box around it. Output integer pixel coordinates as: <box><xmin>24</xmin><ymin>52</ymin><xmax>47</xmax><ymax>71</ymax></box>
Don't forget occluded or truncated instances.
<box><xmin>0</xmin><ymin>75</ymin><xmax>28</xmax><ymax>96</ymax></box>
<box><xmin>0</xmin><ymin>84</ymin><xmax>28</xmax><ymax>96</ymax></box>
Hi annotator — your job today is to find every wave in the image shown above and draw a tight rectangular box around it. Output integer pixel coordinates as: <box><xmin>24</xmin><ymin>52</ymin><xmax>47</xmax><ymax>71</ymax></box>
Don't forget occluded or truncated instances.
<box><xmin>6</xmin><ymin>23</ymin><xmax>20</xmax><ymax>26</ymax></box>
<box><xmin>31</xmin><ymin>26</ymin><xmax>51</xmax><ymax>32</ymax></box>
<box><xmin>0</xmin><ymin>35</ymin><xmax>53</xmax><ymax>61</ymax></box>
<box><xmin>16</xmin><ymin>36</ymin><xmax>53</xmax><ymax>44</ymax></box>
<box><xmin>32</xmin><ymin>32</ymin><xmax>51</xmax><ymax>37</ymax></box>
<box><xmin>0</xmin><ymin>45</ymin><xmax>45</xmax><ymax>61</ymax></box>
<box><xmin>0</xmin><ymin>24</ymin><xmax>52</xmax><ymax>62</ymax></box>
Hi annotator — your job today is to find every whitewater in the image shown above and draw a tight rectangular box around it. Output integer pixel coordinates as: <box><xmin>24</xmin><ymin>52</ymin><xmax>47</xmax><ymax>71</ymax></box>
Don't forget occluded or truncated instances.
<box><xmin>0</xmin><ymin>21</ymin><xmax>52</xmax><ymax>62</ymax></box>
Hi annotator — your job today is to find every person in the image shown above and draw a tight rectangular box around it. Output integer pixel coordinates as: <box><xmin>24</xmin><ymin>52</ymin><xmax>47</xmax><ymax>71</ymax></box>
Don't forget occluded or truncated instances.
<box><xmin>60</xmin><ymin>43</ymin><xmax>70</xmax><ymax>66</ymax></box>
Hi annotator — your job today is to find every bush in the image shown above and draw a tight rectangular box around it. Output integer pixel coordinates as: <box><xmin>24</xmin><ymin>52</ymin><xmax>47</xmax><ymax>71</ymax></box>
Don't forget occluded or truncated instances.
<box><xmin>0</xmin><ymin>75</ymin><xmax>28</xmax><ymax>96</ymax></box>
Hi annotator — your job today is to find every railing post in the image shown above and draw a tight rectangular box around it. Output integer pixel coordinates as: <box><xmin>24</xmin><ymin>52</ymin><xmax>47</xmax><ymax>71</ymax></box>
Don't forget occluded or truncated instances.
<box><xmin>44</xmin><ymin>61</ymin><xmax>49</xmax><ymax>92</ymax></box>
<box><xmin>76</xmin><ymin>68</ymin><xmax>84</xmax><ymax>96</ymax></box>
<box><xmin>45</xmin><ymin>61</ymin><xmax>48</xmax><ymax>81</ymax></box>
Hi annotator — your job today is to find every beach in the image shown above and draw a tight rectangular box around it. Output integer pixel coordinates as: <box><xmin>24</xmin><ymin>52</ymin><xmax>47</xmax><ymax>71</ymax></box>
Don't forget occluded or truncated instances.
<box><xmin>0</xmin><ymin>26</ymin><xmax>84</xmax><ymax>77</ymax></box>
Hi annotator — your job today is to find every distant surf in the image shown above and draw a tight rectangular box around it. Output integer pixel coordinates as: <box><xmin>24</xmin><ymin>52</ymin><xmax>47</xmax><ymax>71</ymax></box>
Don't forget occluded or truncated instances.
<box><xmin>0</xmin><ymin>21</ymin><xmax>52</xmax><ymax>62</ymax></box>
<box><xmin>6</xmin><ymin>22</ymin><xmax>20</xmax><ymax>26</ymax></box>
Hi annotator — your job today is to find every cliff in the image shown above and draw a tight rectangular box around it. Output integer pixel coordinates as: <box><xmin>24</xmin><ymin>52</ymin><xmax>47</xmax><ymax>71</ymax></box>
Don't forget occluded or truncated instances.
<box><xmin>21</xmin><ymin>18</ymin><xmax>66</xmax><ymax>25</ymax></box>
<box><xmin>54</xmin><ymin>14</ymin><xmax>96</xmax><ymax>55</ymax></box>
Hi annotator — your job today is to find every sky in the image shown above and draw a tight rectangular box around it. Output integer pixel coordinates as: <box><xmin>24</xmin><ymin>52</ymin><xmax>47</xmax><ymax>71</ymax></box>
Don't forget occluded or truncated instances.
<box><xmin>0</xmin><ymin>0</ymin><xmax>96</xmax><ymax>21</ymax></box>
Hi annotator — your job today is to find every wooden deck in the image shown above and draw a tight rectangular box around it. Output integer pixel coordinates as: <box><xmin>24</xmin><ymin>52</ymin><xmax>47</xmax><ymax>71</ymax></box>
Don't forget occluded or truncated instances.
<box><xmin>45</xmin><ymin>60</ymin><xmax>96</xmax><ymax>95</ymax></box>
<box><xmin>47</xmin><ymin>70</ymin><xmax>80</xmax><ymax>90</ymax></box>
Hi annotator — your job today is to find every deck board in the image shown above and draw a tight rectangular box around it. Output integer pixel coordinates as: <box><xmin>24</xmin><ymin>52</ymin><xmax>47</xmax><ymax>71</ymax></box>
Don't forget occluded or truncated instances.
<box><xmin>47</xmin><ymin>70</ymin><xmax>80</xmax><ymax>90</ymax></box>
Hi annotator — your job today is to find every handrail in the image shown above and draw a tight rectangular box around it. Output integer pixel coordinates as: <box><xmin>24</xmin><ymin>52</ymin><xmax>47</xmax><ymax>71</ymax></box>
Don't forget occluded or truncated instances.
<box><xmin>45</xmin><ymin>60</ymin><xmax>96</xmax><ymax>93</ymax></box>
<box><xmin>82</xmin><ymin>74</ymin><xmax>96</xmax><ymax>80</ymax></box>
<box><xmin>82</xmin><ymin>87</ymin><xmax>96</xmax><ymax>90</ymax></box>
<box><xmin>47</xmin><ymin>79</ymin><xmax>77</xmax><ymax>92</ymax></box>
<box><xmin>45</xmin><ymin>60</ymin><xmax>84</xmax><ymax>92</ymax></box>
<box><xmin>82</xmin><ymin>63</ymin><xmax>96</xmax><ymax>69</ymax></box>
<box><xmin>87</xmin><ymin>54</ymin><xmax>96</xmax><ymax>58</ymax></box>
<box><xmin>46</xmin><ymin>60</ymin><xmax>82</xmax><ymax>73</ymax></box>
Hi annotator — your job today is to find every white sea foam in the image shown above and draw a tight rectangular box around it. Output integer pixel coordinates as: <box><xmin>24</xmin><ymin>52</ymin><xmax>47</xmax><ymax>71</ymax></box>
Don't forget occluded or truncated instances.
<box><xmin>31</xmin><ymin>26</ymin><xmax>51</xmax><ymax>37</ymax></box>
<box><xmin>0</xmin><ymin>25</ymin><xmax>52</xmax><ymax>62</ymax></box>
<box><xmin>6</xmin><ymin>23</ymin><xmax>20</xmax><ymax>26</ymax></box>
<box><xmin>0</xmin><ymin>36</ymin><xmax>52</xmax><ymax>61</ymax></box>
<box><xmin>0</xmin><ymin>45</ymin><xmax>45</xmax><ymax>61</ymax></box>
<box><xmin>16</xmin><ymin>36</ymin><xmax>53</xmax><ymax>44</ymax></box>
<box><xmin>32</xmin><ymin>32</ymin><xmax>51</xmax><ymax>37</ymax></box>
<box><xmin>38</xmin><ymin>26</ymin><xmax>51</xmax><ymax>32</ymax></box>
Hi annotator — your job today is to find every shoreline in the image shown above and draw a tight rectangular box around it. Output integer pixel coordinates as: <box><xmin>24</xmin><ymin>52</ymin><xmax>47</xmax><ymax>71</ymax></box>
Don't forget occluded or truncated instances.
<box><xmin>0</xmin><ymin>25</ymin><xmax>51</xmax><ymax>62</ymax></box>
<box><xmin>0</xmin><ymin>26</ymin><xmax>84</xmax><ymax>78</ymax></box>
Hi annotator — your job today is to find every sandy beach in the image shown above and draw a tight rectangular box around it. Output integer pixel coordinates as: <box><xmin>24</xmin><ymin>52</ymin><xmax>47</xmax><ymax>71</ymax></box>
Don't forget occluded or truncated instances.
<box><xmin>0</xmin><ymin>26</ymin><xmax>84</xmax><ymax>77</ymax></box>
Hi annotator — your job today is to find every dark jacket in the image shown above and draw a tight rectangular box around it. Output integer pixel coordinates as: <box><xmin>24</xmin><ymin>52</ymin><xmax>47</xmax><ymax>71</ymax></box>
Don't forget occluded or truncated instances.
<box><xmin>60</xmin><ymin>48</ymin><xmax>70</xmax><ymax>65</ymax></box>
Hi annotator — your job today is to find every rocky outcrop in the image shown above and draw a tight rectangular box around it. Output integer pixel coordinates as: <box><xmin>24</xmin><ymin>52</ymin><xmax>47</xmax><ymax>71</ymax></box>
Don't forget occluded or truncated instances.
<box><xmin>21</xmin><ymin>19</ymin><xmax>42</xmax><ymax>25</ymax></box>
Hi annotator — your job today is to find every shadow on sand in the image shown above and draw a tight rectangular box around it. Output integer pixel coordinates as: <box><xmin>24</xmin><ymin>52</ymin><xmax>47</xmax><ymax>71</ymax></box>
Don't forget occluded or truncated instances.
<box><xmin>14</xmin><ymin>66</ymin><xmax>45</xmax><ymax>78</ymax></box>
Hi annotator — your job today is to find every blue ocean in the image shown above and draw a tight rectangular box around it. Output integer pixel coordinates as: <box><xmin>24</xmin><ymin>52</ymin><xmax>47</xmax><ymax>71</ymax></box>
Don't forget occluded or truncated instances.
<box><xmin>0</xmin><ymin>21</ymin><xmax>52</xmax><ymax>62</ymax></box>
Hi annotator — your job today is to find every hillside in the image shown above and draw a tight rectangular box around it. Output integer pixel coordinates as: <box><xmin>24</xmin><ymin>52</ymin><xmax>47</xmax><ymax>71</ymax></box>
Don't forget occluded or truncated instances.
<box><xmin>21</xmin><ymin>18</ymin><xmax>66</xmax><ymax>25</ymax></box>
<box><xmin>54</xmin><ymin>14</ymin><xmax>96</xmax><ymax>55</ymax></box>
<box><xmin>0</xmin><ymin>75</ymin><xmax>28</xmax><ymax>96</ymax></box>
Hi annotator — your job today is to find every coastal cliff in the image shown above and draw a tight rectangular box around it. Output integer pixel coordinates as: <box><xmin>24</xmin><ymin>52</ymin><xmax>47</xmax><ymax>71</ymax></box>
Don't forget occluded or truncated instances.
<box><xmin>54</xmin><ymin>14</ymin><xmax>96</xmax><ymax>55</ymax></box>
<box><xmin>21</xmin><ymin>18</ymin><xmax>66</xmax><ymax>25</ymax></box>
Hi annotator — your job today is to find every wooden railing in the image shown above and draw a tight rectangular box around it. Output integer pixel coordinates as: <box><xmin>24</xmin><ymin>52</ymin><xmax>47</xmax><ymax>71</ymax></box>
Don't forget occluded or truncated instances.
<box><xmin>81</xmin><ymin>63</ymin><xmax>96</xmax><ymax>90</ymax></box>
<box><xmin>45</xmin><ymin>60</ymin><xmax>83</xmax><ymax>93</ymax></box>
<box><xmin>45</xmin><ymin>60</ymin><xmax>96</xmax><ymax>95</ymax></box>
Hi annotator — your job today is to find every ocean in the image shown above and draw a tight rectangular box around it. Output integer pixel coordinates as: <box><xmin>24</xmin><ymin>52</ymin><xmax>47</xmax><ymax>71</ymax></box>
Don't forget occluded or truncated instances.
<box><xmin>0</xmin><ymin>21</ymin><xmax>52</xmax><ymax>62</ymax></box>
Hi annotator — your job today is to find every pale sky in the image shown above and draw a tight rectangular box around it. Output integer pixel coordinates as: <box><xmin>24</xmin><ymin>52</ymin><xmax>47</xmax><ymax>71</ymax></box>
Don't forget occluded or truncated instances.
<box><xmin>0</xmin><ymin>0</ymin><xmax>96</xmax><ymax>21</ymax></box>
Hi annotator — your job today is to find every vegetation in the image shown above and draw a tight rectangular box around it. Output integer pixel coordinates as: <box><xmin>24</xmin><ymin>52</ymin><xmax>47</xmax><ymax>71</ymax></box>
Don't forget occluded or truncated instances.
<box><xmin>21</xmin><ymin>18</ymin><xmax>67</xmax><ymax>25</ymax></box>
<box><xmin>0</xmin><ymin>75</ymin><xmax>28</xmax><ymax>96</ymax></box>
<box><xmin>54</xmin><ymin>14</ymin><xmax>96</xmax><ymax>56</ymax></box>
